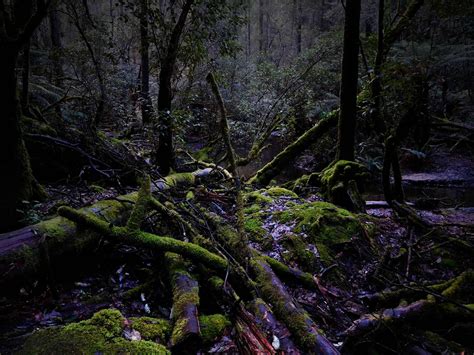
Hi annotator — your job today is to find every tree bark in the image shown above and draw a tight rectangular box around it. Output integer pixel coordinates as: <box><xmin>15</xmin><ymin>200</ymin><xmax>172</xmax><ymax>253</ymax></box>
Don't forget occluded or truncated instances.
<box><xmin>155</xmin><ymin>0</ymin><xmax>194</xmax><ymax>175</ymax></box>
<box><xmin>0</xmin><ymin>0</ymin><xmax>50</xmax><ymax>232</ymax></box>
<box><xmin>49</xmin><ymin>6</ymin><xmax>64</xmax><ymax>84</ymax></box>
<box><xmin>337</xmin><ymin>0</ymin><xmax>361</xmax><ymax>162</ymax></box>
<box><xmin>21</xmin><ymin>40</ymin><xmax>31</xmax><ymax>112</ymax></box>
<box><xmin>139</xmin><ymin>0</ymin><xmax>153</xmax><ymax>125</ymax></box>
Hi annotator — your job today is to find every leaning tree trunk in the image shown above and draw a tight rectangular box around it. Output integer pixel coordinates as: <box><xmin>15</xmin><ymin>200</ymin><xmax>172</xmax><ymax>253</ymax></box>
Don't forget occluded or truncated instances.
<box><xmin>155</xmin><ymin>0</ymin><xmax>194</xmax><ymax>175</ymax></box>
<box><xmin>0</xmin><ymin>43</ymin><xmax>43</xmax><ymax>232</ymax></box>
<box><xmin>337</xmin><ymin>0</ymin><xmax>361</xmax><ymax>162</ymax></box>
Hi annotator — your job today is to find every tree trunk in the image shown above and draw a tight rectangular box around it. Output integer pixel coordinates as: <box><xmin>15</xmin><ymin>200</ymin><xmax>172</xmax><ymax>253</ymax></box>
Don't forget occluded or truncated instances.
<box><xmin>337</xmin><ymin>0</ymin><xmax>361</xmax><ymax>162</ymax></box>
<box><xmin>21</xmin><ymin>40</ymin><xmax>31</xmax><ymax>112</ymax></box>
<box><xmin>294</xmin><ymin>0</ymin><xmax>302</xmax><ymax>54</ymax></box>
<box><xmin>139</xmin><ymin>0</ymin><xmax>153</xmax><ymax>125</ymax></box>
<box><xmin>155</xmin><ymin>0</ymin><xmax>194</xmax><ymax>175</ymax></box>
<box><xmin>0</xmin><ymin>44</ymin><xmax>43</xmax><ymax>232</ymax></box>
<box><xmin>371</xmin><ymin>0</ymin><xmax>386</xmax><ymax>133</ymax></box>
<box><xmin>49</xmin><ymin>6</ymin><xmax>64</xmax><ymax>84</ymax></box>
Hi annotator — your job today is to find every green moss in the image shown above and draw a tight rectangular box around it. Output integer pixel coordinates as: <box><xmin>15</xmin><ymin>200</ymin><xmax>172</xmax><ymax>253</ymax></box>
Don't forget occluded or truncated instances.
<box><xmin>164</xmin><ymin>173</ymin><xmax>195</xmax><ymax>187</ymax></box>
<box><xmin>129</xmin><ymin>317</ymin><xmax>170</xmax><ymax>342</ymax></box>
<box><xmin>88</xmin><ymin>309</ymin><xmax>125</xmax><ymax>338</ymax></box>
<box><xmin>266</xmin><ymin>187</ymin><xmax>298</xmax><ymax>198</ymax></box>
<box><xmin>244</xmin><ymin>217</ymin><xmax>266</xmax><ymax>242</ymax></box>
<box><xmin>193</xmin><ymin>146</ymin><xmax>213</xmax><ymax>162</ymax></box>
<box><xmin>19</xmin><ymin>309</ymin><xmax>166</xmax><ymax>355</ymax></box>
<box><xmin>20</xmin><ymin>324</ymin><xmax>107</xmax><ymax>354</ymax></box>
<box><xmin>243</xmin><ymin>203</ymin><xmax>261</xmax><ymax>215</ymax></box>
<box><xmin>90</xmin><ymin>184</ymin><xmax>106</xmax><ymax>193</ymax></box>
<box><xmin>276</xmin><ymin>201</ymin><xmax>362</xmax><ymax>265</ymax></box>
<box><xmin>199</xmin><ymin>314</ymin><xmax>230</xmax><ymax>344</ymax></box>
<box><xmin>244</xmin><ymin>190</ymin><xmax>273</xmax><ymax>205</ymax></box>
<box><xmin>251</xmin><ymin>259</ymin><xmax>318</xmax><ymax>349</ymax></box>
<box><xmin>281</xmin><ymin>234</ymin><xmax>317</xmax><ymax>272</ymax></box>
<box><xmin>104</xmin><ymin>338</ymin><xmax>170</xmax><ymax>354</ymax></box>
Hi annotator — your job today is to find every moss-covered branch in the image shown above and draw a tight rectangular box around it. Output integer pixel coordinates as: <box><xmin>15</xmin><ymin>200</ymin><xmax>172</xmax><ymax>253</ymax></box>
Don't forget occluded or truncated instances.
<box><xmin>57</xmin><ymin>206</ymin><xmax>228</xmax><ymax>272</ymax></box>
<box><xmin>166</xmin><ymin>252</ymin><xmax>201</xmax><ymax>351</ymax></box>
<box><xmin>248</xmin><ymin>112</ymin><xmax>338</xmax><ymax>186</ymax></box>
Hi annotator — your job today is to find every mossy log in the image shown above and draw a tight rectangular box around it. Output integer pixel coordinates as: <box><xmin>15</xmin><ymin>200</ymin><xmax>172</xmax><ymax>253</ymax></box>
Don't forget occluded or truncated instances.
<box><xmin>208</xmin><ymin>278</ymin><xmax>278</xmax><ymax>354</ymax></box>
<box><xmin>344</xmin><ymin>271</ymin><xmax>474</xmax><ymax>349</ymax></box>
<box><xmin>206</xmin><ymin>212</ymin><xmax>339</xmax><ymax>353</ymax></box>
<box><xmin>166</xmin><ymin>252</ymin><xmax>201</xmax><ymax>352</ymax></box>
<box><xmin>57</xmin><ymin>206</ymin><xmax>228</xmax><ymax>272</ymax></box>
<box><xmin>252</xmin><ymin>259</ymin><xmax>339</xmax><ymax>354</ymax></box>
<box><xmin>0</xmin><ymin>169</ymin><xmax>216</xmax><ymax>284</ymax></box>
<box><xmin>248</xmin><ymin>113</ymin><xmax>338</xmax><ymax>186</ymax></box>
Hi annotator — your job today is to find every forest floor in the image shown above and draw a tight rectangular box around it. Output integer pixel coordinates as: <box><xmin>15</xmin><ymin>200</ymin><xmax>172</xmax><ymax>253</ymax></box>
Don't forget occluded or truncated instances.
<box><xmin>1</xmin><ymin>136</ymin><xmax>473</xmax><ymax>353</ymax></box>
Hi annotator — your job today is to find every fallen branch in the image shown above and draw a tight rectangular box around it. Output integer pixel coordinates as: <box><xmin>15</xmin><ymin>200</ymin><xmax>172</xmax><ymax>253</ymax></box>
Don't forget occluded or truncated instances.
<box><xmin>248</xmin><ymin>113</ymin><xmax>338</xmax><ymax>186</ymax></box>
<box><xmin>166</xmin><ymin>252</ymin><xmax>201</xmax><ymax>351</ymax></box>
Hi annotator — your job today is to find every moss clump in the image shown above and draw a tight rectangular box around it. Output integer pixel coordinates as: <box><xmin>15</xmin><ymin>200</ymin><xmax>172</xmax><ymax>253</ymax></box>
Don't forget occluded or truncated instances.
<box><xmin>199</xmin><ymin>314</ymin><xmax>230</xmax><ymax>344</ymax></box>
<box><xmin>19</xmin><ymin>309</ymin><xmax>170</xmax><ymax>355</ymax></box>
<box><xmin>266</xmin><ymin>187</ymin><xmax>298</xmax><ymax>198</ymax></box>
<box><xmin>129</xmin><ymin>317</ymin><xmax>170</xmax><ymax>342</ymax></box>
<box><xmin>280</xmin><ymin>234</ymin><xmax>318</xmax><ymax>272</ymax></box>
<box><xmin>244</xmin><ymin>190</ymin><xmax>273</xmax><ymax>205</ymax></box>
<box><xmin>284</xmin><ymin>172</ymin><xmax>321</xmax><ymax>192</ymax></box>
<box><xmin>276</xmin><ymin>201</ymin><xmax>362</xmax><ymax>265</ymax></box>
<box><xmin>87</xmin><ymin>309</ymin><xmax>126</xmax><ymax>338</ymax></box>
<box><xmin>164</xmin><ymin>173</ymin><xmax>195</xmax><ymax>187</ymax></box>
<box><xmin>244</xmin><ymin>217</ymin><xmax>266</xmax><ymax>242</ymax></box>
<box><xmin>104</xmin><ymin>338</ymin><xmax>170</xmax><ymax>354</ymax></box>
<box><xmin>320</xmin><ymin>160</ymin><xmax>368</xmax><ymax>211</ymax></box>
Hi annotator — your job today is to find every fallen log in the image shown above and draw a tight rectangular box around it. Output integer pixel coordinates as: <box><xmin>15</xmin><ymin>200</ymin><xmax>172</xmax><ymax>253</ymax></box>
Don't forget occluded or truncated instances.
<box><xmin>0</xmin><ymin>169</ymin><xmax>216</xmax><ymax>284</ymax></box>
<box><xmin>166</xmin><ymin>252</ymin><xmax>201</xmax><ymax>352</ymax></box>
<box><xmin>248</xmin><ymin>113</ymin><xmax>338</xmax><ymax>186</ymax></box>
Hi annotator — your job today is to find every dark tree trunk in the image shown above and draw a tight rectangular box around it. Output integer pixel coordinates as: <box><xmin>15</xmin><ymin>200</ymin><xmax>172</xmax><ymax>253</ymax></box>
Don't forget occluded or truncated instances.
<box><xmin>0</xmin><ymin>0</ymin><xmax>50</xmax><ymax>232</ymax></box>
<box><xmin>0</xmin><ymin>44</ymin><xmax>41</xmax><ymax>232</ymax></box>
<box><xmin>139</xmin><ymin>0</ymin><xmax>153</xmax><ymax>125</ymax></box>
<box><xmin>295</xmin><ymin>0</ymin><xmax>302</xmax><ymax>54</ymax></box>
<box><xmin>49</xmin><ymin>6</ymin><xmax>64</xmax><ymax>84</ymax></box>
<box><xmin>371</xmin><ymin>0</ymin><xmax>386</xmax><ymax>133</ymax></box>
<box><xmin>21</xmin><ymin>40</ymin><xmax>31</xmax><ymax>112</ymax></box>
<box><xmin>337</xmin><ymin>0</ymin><xmax>361</xmax><ymax>161</ymax></box>
<box><xmin>155</xmin><ymin>0</ymin><xmax>194</xmax><ymax>175</ymax></box>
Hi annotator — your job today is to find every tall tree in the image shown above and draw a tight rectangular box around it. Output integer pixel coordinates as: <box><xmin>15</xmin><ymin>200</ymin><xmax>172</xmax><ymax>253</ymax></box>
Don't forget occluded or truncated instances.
<box><xmin>155</xmin><ymin>0</ymin><xmax>194</xmax><ymax>174</ymax></box>
<box><xmin>49</xmin><ymin>5</ymin><xmax>64</xmax><ymax>84</ymax></box>
<box><xmin>337</xmin><ymin>0</ymin><xmax>361</xmax><ymax>161</ymax></box>
<box><xmin>139</xmin><ymin>0</ymin><xmax>153</xmax><ymax>124</ymax></box>
<box><xmin>0</xmin><ymin>0</ymin><xmax>50</xmax><ymax>231</ymax></box>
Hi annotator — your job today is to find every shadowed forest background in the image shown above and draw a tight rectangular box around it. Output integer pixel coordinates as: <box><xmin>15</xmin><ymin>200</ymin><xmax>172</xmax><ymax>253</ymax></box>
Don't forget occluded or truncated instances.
<box><xmin>0</xmin><ymin>0</ymin><xmax>473</xmax><ymax>353</ymax></box>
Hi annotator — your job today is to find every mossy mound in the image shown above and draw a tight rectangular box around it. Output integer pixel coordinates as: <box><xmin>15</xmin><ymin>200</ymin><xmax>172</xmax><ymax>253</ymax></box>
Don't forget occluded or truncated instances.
<box><xmin>20</xmin><ymin>309</ymin><xmax>170</xmax><ymax>355</ymax></box>
<box><xmin>199</xmin><ymin>314</ymin><xmax>231</xmax><ymax>344</ymax></box>
<box><xmin>320</xmin><ymin>160</ymin><xmax>369</xmax><ymax>212</ymax></box>
<box><xmin>275</xmin><ymin>201</ymin><xmax>362</xmax><ymax>266</ymax></box>
<box><xmin>129</xmin><ymin>317</ymin><xmax>170</xmax><ymax>342</ymax></box>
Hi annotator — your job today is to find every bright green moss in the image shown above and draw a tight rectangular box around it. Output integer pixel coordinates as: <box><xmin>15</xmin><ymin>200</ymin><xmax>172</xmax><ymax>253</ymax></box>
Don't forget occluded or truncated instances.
<box><xmin>266</xmin><ymin>187</ymin><xmax>298</xmax><ymax>198</ymax></box>
<box><xmin>276</xmin><ymin>201</ymin><xmax>362</xmax><ymax>265</ymax></box>
<box><xmin>244</xmin><ymin>190</ymin><xmax>273</xmax><ymax>205</ymax></box>
<box><xmin>19</xmin><ymin>309</ymin><xmax>162</xmax><ymax>355</ymax></box>
<box><xmin>244</xmin><ymin>217</ymin><xmax>266</xmax><ymax>242</ymax></box>
<box><xmin>129</xmin><ymin>317</ymin><xmax>170</xmax><ymax>342</ymax></box>
<box><xmin>164</xmin><ymin>173</ymin><xmax>195</xmax><ymax>187</ymax></box>
<box><xmin>104</xmin><ymin>338</ymin><xmax>170</xmax><ymax>354</ymax></box>
<box><xmin>88</xmin><ymin>309</ymin><xmax>125</xmax><ymax>338</ymax></box>
<box><xmin>199</xmin><ymin>314</ymin><xmax>230</xmax><ymax>344</ymax></box>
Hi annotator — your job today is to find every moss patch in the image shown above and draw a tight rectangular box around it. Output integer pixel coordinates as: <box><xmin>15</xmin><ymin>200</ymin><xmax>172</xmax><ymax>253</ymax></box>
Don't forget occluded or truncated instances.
<box><xmin>129</xmin><ymin>317</ymin><xmax>170</xmax><ymax>342</ymax></box>
<box><xmin>199</xmin><ymin>314</ymin><xmax>231</xmax><ymax>344</ymax></box>
<box><xmin>276</xmin><ymin>201</ymin><xmax>362</xmax><ymax>265</ymax></box>
<box><xmin>20</xmin><ymin>309</ymin><xmax>170</xmax><ymax>354</ymax></box>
